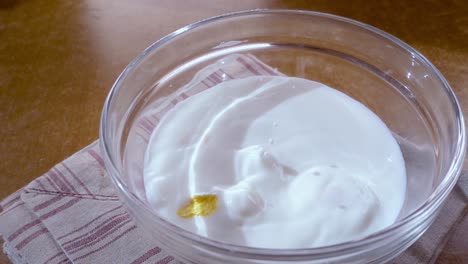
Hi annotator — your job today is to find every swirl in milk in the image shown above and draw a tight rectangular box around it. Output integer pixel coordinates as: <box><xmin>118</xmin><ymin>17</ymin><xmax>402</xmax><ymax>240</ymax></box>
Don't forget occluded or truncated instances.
<box><xmin>144</xmin><ymin>76</ymin><xmax>406</xmax><ymax>248</ymax></box>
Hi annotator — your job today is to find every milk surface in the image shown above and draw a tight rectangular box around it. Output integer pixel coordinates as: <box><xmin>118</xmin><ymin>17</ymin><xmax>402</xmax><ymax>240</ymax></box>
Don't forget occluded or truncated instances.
<box><xmin>144</xmin><ymin>76</ymin><xmax>406</xmax><ymax>248</ymax></box>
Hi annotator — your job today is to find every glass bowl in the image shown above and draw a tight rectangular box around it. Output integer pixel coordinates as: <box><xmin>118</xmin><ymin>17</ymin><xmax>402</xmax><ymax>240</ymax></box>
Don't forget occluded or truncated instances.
<box><xmin>99</xmin><ymin>10</ymin><xmax>466</xmax><ymax>264</ymax></box>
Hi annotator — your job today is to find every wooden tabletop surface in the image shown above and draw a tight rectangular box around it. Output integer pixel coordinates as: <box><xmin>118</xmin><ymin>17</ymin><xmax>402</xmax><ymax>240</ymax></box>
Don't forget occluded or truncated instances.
<box><xmin>1</xmin><ymin>0</ymin><xmax>467</xmax><ymax>263</ymax></box>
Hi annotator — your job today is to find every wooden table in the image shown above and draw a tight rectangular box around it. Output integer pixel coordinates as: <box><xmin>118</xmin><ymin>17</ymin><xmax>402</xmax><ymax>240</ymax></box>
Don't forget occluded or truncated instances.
<box><xmin>1</xmin><ymin>0</ymin><xmax>466</xmax><ymax>263</ymax></box>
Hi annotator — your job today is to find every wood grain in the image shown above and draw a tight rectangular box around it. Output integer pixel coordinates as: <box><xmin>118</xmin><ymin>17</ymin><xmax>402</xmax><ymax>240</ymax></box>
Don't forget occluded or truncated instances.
<box><xmin>1</xmin><ymin>0</ymin><xmax>467</xmax><ymax>263</ymax></box>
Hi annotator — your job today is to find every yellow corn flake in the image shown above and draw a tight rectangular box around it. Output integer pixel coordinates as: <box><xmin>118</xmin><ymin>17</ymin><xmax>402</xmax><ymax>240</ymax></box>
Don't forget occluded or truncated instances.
<box><xmin>177</xmin><ymin>194</ymin><xmax>218</xmax><ymax>218</ymax></box>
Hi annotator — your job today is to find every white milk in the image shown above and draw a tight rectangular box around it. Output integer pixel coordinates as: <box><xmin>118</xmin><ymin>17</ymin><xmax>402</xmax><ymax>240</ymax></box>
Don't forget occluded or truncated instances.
<box><xmin>144</xmin><ymin>76</ymin><xmax>406</xmax><ymax>248</ymax></box>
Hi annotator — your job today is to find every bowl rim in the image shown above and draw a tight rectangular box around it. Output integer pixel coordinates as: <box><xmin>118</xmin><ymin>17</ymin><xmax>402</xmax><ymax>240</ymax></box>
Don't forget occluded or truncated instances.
<box><xmin>100</xmin><ymin>9</ymin><xmax>466</xmax><ymax>257</ymax></box>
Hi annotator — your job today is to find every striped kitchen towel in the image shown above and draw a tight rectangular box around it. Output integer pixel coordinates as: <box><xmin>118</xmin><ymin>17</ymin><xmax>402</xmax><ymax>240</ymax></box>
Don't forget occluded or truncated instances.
<box><xmin>1</xmin><ymin>54</ymin><xmax>467</xmax><ymax>264</ymax></box>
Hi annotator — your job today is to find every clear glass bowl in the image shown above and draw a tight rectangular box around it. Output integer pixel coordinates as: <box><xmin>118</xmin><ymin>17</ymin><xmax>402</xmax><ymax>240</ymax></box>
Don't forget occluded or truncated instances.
<box><xmin>100</xmin><ymin>10</ymin><xmax>466</xmax><ymax>264</ymax></box>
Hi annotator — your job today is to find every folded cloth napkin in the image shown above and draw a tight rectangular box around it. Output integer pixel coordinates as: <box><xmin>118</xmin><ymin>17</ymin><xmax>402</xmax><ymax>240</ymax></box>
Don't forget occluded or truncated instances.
<box><xmin>1</xmin><ymin>54</ymin><xmax>467</xmax><ymax>264</ymax></box>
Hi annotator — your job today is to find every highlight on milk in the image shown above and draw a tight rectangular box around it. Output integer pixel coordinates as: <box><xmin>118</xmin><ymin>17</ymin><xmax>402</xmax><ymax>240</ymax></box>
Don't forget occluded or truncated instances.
<box><xmin>143</xmin><ymin>76</ymin><xmax>406</xmax><ymax>248</ymax></box>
